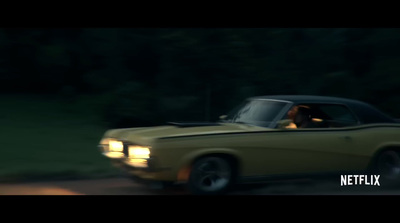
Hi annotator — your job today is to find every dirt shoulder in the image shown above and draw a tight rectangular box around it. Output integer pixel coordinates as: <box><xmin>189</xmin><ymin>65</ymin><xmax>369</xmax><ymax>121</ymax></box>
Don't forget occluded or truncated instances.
<box><xmin>2</xmin><ymin>177</ymin><xmax>400</xmax><ymax>195</ymax></box>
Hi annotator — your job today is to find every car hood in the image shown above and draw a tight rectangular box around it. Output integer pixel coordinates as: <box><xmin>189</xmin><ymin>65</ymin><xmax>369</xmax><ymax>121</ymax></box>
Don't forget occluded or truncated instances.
<box><xmin>103</xmin><ymin>122</ymin><xmax>269</xmax><ymax>145</ymax></box>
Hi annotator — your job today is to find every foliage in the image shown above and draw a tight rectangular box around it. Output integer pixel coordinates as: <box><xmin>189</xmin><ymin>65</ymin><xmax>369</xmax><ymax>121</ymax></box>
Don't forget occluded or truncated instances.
<box><xmin>2</xmin><ymin>28</ymin><xmax>400</xmax><ymax>127</ymax></box>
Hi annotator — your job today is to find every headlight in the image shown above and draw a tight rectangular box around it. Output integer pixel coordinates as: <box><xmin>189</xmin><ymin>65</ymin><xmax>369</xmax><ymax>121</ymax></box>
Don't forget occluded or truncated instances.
<box><xmin>128</xmin><ymin>146</ymin><xmax>150</xmax><ymax>159</ymax></box>
<box><xmin>126</xmin><ymin>146</ymin><xmax>151</xmax><ymax>168</ymax></box>
<box><xmin>101</xmin><ymin>139</ymin><xmax>124</xmax><ymax>158</ymax></box>
<box><xmin>109</xmin><ymin>140</ymin><xmax>123</xmax><ymax>152</ymax></box>
<box><xmin>105</xmin><ymin>152</ymin><xmax>125</xmax><ymax>158</ymax></box>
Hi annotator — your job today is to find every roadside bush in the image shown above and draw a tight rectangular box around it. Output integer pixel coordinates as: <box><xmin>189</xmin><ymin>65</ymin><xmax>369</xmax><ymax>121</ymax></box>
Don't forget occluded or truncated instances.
<box><xmin>103</xmin><ymin>82</ymin><xmax>159</xmax><ymax>128</ymax></box>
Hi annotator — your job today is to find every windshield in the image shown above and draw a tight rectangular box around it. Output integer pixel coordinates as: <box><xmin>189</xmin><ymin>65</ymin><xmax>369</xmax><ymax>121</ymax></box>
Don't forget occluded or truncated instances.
<box><xmin>224</xmin><ymin>99</ymin><xmax>289</xmax><ymax>127</ymax></box>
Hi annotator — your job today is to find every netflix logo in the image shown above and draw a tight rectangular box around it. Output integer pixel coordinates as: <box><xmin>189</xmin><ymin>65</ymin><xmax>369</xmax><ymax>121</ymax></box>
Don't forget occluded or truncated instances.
<box><xmin>341</xmin><ymin>175</ymin><xmax>380</xmax><ymax>186</ymax></box>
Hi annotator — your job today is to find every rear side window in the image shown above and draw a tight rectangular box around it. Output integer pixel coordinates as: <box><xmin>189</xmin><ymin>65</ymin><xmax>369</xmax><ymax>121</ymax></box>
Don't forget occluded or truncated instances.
<box><xmin>350</xmin><ymin>103</ymin><xmax>395</xmax><ymax>124</ymax></box>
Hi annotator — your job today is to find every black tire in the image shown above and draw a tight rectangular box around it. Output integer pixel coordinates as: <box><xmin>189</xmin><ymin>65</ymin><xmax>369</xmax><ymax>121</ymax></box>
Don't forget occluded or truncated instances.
<box><xmin>373</xmin><ymin>150</ymin><xmax>400</xmax><ymax>186</ymax></box>
<box><xmin>187</xmin><ymin>156</ymin><xmax>235</xmax><ymax>195</ymax></box>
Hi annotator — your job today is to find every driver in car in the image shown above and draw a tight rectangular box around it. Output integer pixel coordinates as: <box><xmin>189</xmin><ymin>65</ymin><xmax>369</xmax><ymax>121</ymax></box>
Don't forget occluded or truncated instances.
<box><xmin>283</xmin><ymin>105</ymin><xmax>320</xmax><ymax>129</ymax></box>
<box><xmin>293</xmin><ymin>106</ymin><xmax>317</xmax><ymax>128</ymax></box>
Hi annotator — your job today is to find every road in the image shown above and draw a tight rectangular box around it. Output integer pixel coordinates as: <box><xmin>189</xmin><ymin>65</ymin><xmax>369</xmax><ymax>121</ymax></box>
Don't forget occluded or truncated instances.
<box><xmin>1</xmin><ymin>177</ymin><xmax>400</xmax><ymax>195</ymax></box>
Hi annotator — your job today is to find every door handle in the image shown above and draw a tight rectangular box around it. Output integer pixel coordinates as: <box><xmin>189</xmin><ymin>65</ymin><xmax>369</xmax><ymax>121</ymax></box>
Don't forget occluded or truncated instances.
<box><xmin>341</xmin><ymin>136</ymin><xmax>352</xmax><ymax>141</ymax></box>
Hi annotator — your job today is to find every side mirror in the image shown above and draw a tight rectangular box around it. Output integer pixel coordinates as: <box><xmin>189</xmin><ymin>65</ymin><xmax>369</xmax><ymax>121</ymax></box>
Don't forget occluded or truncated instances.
<box><xmin>219</xmin><ymin>115</ymin><xmax>227</xmax><ymax>120</ymax></box>
<box><xmin>277</xmin><ymin>119</ymin><xmax>295</xmax><ymax>129</ymax></box>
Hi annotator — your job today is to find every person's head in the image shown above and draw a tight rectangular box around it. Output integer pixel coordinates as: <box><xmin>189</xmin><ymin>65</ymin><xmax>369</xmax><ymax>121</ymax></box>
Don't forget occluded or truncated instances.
<box><xmin>294</xmin><ymin>106</ymin><xmax>312</xmax><ymax>126</ymax></box>
<box><xmin>287</xmin><ymin>106</ymin><xmax>299</xmax><ymax>121</ymax></box>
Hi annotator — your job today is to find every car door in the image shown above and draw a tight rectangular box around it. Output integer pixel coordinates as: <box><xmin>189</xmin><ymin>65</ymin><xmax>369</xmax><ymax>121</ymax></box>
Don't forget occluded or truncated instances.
<box><xmin>244</xmin><ymin>103</ymin><xmax>369</xmax><ymax>176</ymax></box>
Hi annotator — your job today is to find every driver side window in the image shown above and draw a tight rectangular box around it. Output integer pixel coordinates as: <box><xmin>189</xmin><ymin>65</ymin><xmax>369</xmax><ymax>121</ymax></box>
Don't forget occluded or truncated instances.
<box><xmin>282</xmin><ymin>104</ymin><xmax>358</xmax><ymax>129</ymax></box>
<box><xmin>317</xmin><ymin>104</ymin><xmax>358</xmax><ymax>127</ymax></box>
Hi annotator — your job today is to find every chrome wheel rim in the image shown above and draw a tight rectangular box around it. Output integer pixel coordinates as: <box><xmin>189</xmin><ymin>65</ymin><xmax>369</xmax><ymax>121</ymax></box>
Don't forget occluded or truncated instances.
<box><xmin>378</xmin><ymin>151</ymin><xmax>400</xmax><ymax>179</ymax></box>
<box><xmin>192</xmin><ymin>157</ymin><xmax>231</xmax><ymax>192</ymax></box>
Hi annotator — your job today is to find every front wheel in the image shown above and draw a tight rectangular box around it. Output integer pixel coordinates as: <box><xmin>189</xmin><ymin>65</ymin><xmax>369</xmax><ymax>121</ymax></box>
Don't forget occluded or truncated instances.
<box><xmin>187</xmin><ymin>156</ymin><xmax>235</xmax><ymax>195</ymax></box>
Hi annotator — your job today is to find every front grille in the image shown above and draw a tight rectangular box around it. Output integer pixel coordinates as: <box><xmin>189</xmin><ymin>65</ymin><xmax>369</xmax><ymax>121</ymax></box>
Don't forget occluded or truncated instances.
<box><xmin>123</xmin><ymin>143</ymin><xmax>129</xmax><ymax>157</ymax></box>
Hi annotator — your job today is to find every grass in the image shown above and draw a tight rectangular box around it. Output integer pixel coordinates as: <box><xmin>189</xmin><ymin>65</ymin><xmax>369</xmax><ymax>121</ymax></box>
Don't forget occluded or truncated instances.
<box><xmin>0</xmin><ymin>94</ymin><xmax>121</xmax><ymax>182</ymax></box>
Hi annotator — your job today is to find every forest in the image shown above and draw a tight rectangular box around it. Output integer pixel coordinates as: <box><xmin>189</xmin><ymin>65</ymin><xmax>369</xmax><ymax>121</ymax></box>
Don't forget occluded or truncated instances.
<box><xmin>1</xmin><ymin>28</ymin><xmax>400</xmax><ymax>127</ymax></box>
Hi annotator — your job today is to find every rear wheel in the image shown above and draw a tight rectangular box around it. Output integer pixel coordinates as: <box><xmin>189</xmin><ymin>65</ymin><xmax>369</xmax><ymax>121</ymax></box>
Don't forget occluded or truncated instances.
<box><xmin>187</xmin><ymin>156</ymin><xmax>234</xmax><ymax>195</ymax></box>
<box><xmin>374</xmin><ymin>150</ymin><xmax>400</xmax><ymax>185</ymax></box>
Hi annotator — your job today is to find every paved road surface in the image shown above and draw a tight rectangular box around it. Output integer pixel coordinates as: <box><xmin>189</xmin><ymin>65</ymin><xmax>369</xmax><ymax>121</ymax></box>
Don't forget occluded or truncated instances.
<box><xmin>1</xmin><ymin>177</ymin><xmax>400</xmax><ymax>195</ymax></box>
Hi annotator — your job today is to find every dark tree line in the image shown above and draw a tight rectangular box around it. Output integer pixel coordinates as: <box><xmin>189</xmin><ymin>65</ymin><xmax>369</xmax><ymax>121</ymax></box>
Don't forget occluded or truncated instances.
<box><xmin>1</xmin><ymin>28</ymin><xmax>400</xmax><ymax>127</ymax></box>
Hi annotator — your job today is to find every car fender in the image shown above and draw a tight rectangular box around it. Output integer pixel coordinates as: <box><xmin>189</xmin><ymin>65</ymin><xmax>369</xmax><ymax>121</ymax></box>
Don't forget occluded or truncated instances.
<box><xmin>175</xmin><ymin>148</ymin><xmax>242</xmax><ymax>182</ymax></box>
<box><xmin>364</xmin><ymin>142</ymin><xmax>400</xmax><ymax>170</ymax></box>
<box><xmin>374</xmin><ymin>142</ymin><xmax>400</xmax><ymax>154</ymax></box>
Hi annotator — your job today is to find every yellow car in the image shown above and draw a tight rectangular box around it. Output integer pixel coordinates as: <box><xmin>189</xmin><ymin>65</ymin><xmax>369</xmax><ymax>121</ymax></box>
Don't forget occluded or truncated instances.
<box><xmin>98</xmin><ymin>95</ymin><xmax>400</xmax><ymax>194</ymax></box>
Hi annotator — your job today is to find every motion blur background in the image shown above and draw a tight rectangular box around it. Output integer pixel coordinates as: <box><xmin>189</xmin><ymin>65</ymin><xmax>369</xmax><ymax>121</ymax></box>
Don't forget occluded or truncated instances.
<box><xmin>1</xmin><ymin>28</ymin><xmax>399</xmax><ymax>182</ymax></box>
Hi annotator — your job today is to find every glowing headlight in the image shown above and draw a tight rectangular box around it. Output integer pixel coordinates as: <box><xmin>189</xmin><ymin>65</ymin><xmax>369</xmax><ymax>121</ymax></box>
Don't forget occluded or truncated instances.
<box><xmin>109</xmin><ymin>140</ymin><xmax>123</xmax><ymax>152</ymax></box>
<box><xmin>128</xmin><ymin>146</ymin><xmax>150</xmax><ymax>159</ymax></box>
<box><xmin>105</xmin><ymin>152</ymin><xmax>125</xmax><ymax>158</ymax></box>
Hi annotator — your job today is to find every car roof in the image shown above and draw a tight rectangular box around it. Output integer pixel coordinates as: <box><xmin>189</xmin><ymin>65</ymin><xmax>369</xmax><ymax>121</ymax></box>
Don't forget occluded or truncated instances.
<box><xmin>250</xmin><ymin>95</ymin><xmax>362</xmax><ymax>104</ymax></box>
<box><xmin>249</xmin><ymin>95</ymin><xmax>395</xmax><ymax>124</ymax></box>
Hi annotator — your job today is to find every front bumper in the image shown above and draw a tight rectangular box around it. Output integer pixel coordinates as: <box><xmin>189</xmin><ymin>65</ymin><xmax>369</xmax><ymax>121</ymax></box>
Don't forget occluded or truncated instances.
<box><xmin>99</xmin><ymin>142</ymin><xmax>175</xmax><ymax>182</ymax></box>
<box><xmin>110</xmin><ymin>159</ymin><xmax>174</xmax><ymax>182</ymax></box>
